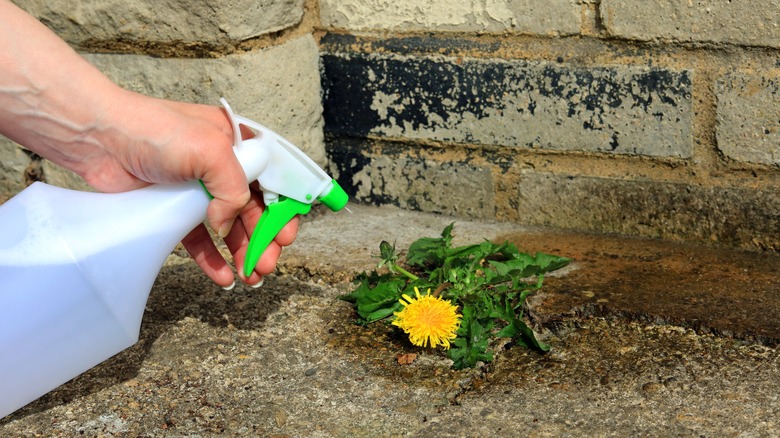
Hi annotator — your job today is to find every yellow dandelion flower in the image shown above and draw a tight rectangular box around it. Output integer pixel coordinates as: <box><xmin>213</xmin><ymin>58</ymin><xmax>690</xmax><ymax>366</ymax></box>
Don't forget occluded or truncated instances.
<box><xmin>392</xmin><ymin>287</ymin><xmax>462</xmax><ymax>350</ymax></box>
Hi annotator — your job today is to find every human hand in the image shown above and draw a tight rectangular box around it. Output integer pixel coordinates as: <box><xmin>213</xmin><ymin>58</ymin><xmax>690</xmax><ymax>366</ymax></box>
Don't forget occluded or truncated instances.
<box><xmin>182</xmin><ymin>183</ymin><xmax>300</xmax><ymax>288</ymax></box>
<box><xmin>0</xmin><ymin>0</ymin><xmax>297</xmax><ymax>287</ymax></box>
<box><xmin>79</xmin><ymin>94</ymin><xmax>299</xmax><ymax>288</ymax></box>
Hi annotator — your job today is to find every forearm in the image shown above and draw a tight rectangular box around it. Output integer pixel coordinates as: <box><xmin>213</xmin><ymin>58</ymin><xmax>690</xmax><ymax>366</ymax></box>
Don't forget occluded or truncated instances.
<box><xmin>0</xmin><ymin>1</ymin><xmax>292</xmax><ymax>287</ymax></box>
<box><xmin>0</xmin><ymin>0</ymin><xmax>128</xmax><ymax>174</ymax></box>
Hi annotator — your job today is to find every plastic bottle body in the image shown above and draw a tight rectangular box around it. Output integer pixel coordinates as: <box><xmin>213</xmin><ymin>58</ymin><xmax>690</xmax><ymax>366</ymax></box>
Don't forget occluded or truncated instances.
<box><xmin>0</xmin><ymin>102</ymin><xmax>348</xmax><ymax>419</ymax></box>
<box><xmin>0</xmin><ymin>181</ymin><xmax>209</xmax><ymax>418</ymax></box>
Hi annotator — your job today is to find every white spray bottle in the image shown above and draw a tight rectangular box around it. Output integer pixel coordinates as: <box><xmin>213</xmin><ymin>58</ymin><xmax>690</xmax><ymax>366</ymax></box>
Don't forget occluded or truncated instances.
<box><xmin>0</xmin><ymin>99</ymin><xmax>348</xmax><ymax>419</ymax></box>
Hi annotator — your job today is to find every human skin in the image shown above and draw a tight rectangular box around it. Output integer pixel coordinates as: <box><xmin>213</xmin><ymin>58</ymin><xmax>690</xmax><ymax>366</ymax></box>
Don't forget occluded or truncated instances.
<box><xmin>0</xmin><ymin>0</ymin><xmax>298</xmax><ymax>288</ymax></box>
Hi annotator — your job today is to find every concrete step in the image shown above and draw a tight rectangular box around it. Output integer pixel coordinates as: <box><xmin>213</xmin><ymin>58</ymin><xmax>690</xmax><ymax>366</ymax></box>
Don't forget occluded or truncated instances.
<box><xmin>286</xmin><ymin>203</ymin><xmax>780</xmax><ymax>346</ymax></box>
<box><xmin>3</xmin><ymin>203</ymin><xmax>778</xmax><ymax>436</ymax></box>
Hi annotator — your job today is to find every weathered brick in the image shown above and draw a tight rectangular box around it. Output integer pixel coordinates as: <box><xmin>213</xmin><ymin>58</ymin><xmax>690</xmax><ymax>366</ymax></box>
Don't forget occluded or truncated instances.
<box><xmin>513</xmin><ymin>172</ymin><xmax>780</xmax><ymax>251</ymax></box>
<box><xmin>86</xmin><ymin>36</ymin><xmax>326</xmax><ymax>166</ymax></box>
<box><xmin>328</xmin><ymin>138</ymin><xmax>496</xmax><ymax>218</ymax></box>
<box><xmin>321</xmin><ymin>0</ymin><xmax>580</xmax><ymax>35</ymax></box>
<box><xmin>322</xmin><ymin>49</ymin><xmax>693</xmax><ymax>158</ymax></box>
<box><xmin>12</xmin><ymin>0</ymin><xmax>304</xmax><ymax>46</ymax></box>
<box><xmin>600</xmin><ymin>0</ymin><xmax>780</xmax><ymax>48</ymax></box>
<box><xmin>716</xmin><ymin>72</ymin><xmax>780</xmax><ymax>166</ymax></box>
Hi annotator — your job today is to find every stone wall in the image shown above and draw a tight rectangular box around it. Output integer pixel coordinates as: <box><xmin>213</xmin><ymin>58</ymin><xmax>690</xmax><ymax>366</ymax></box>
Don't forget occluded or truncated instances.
<box><xmin>1</xmin><ymin>0</ymin><xmax>325</xmax><ymax>194</ymax></box>
<box><xmin>2</xmin><ymin>0</ymin><xmax>779</xmax><ymax>251</ymax></box>
<box><xmin>320</xmin><ymin>0</ymin><xmax>780</xmax><ymax>250</ymax></box>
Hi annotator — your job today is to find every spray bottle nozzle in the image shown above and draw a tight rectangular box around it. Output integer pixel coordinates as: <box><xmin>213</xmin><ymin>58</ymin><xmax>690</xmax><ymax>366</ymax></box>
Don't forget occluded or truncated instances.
<box><xmin>318</xmin><ymin>180</ymin><xmax>349</xmax><ymax>212</ymax></box>
<box><xmin>216</xmin><ymin>99</ymin><xmax>349</xmax><ymax>279</ymax></box>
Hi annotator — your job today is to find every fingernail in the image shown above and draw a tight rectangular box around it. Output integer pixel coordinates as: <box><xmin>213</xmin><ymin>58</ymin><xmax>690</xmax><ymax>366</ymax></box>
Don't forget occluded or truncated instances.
<box><xmin>222</xmin><ymin>280</ymin><xmax>236</xmax><ymax>291</ymax></box>
<box><xmin>218</xmin><ymin>220</ymin><xmax>234</xmax><ymax>238</ymax></box>
<box><xmin>249</xmin><ymin>277</ymin><xmax>264</xmax><ymax>289</ymax></box>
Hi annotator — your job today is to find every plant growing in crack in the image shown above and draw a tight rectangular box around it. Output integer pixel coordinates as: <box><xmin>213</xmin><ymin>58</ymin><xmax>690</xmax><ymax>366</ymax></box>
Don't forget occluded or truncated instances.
<box><xmin>340</xmin><ymin>223</ymin><xmax>570</xmax><ymax>369</ymax></box>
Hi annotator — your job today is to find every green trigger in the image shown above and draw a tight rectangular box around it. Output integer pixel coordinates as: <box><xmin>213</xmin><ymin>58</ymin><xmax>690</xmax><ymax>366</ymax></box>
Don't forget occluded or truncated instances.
<box><xmin>244</xmin><ymin>197</ymin><xmax>311</xmax><ymax>278</ymax></box>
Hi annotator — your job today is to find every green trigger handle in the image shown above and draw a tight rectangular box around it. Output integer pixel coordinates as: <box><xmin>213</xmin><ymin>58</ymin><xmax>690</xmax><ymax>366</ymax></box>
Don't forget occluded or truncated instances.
<box><xmin>243</xmin><ymin>197</ymin><xmax>311</xmax><ymax>278</ymax></box>
<box><xmin>200</xmin><ymin>178</ymin><xmax>349</xmax><ymax>280</ymax></box>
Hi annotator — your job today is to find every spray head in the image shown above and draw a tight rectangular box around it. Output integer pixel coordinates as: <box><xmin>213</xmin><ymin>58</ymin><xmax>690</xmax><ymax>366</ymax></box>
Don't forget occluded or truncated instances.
<box><xmin>218</xmin><ymin>99</ymin><xmax>348</xmax><ymax>278</ymax></box>
<box><xmin>317</xmin><ymin>180</ymin><xmax>349</xmax><ymax>212</ymax></box>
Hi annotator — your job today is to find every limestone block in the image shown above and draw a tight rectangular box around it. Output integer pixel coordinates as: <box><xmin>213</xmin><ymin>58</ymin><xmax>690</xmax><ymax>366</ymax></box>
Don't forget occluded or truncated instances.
<box><xmin>327</xmin><ymin>139</ymin><xmax>496</xmax><ymax>219</ymax></box>
<box><xmin>0</xmin><ymin>137</ymin><xmax>32</xmax><ymax>198</ymax></box>
<box><xmin>321</xmin><ymin>0</ymin><xmax>580</xmax><ymax>35</ymax></box>
<box><xmin>601</xmin><ymin>0</ymin><xmax>780</xmax><ymax>48</ymax></box>
<box><xmin>85</xmin><ymin>36</ymin><xmax>326</xmax><ymax>165</ymax></box>
<box><xmin>0</xmin><ymin>137</ymin><xmax>29</xmax><ymax>181</ymax></box>
<box><xmin>716</xmin><ymin>72</ymin><xmax>780</xmax><ymax>166</ymax></box>
<box><xmin>12</xmin><ymin>0</ymin><xmax>304</xmax><ymax>45</ymax></box>
<box><xmin>41</xmin><ymin>162</ymin><xmax>94</xmax><ymax>192</ymax></box>
<box><xmin>0</xmin><ymin>136</ymin><xmax>96</xmax><ymax>192</ymax></box>
<box><xmin>327</xmin><ymin>137</ymin><xmax>780</xmax><ymax>249</ymax></box>
<box><xmin>322</xmin><ymin>50</ymin><xmax>693</xmax><ymax>158</ymax></box>
<box><xmin>512</xmin><ymin>171</ymin><xmax>780</xmax><ymax>250</ymax></box>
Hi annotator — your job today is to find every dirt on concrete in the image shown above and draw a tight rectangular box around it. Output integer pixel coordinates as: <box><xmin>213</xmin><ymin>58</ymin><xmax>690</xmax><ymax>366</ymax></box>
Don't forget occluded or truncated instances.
<box><xmin>1</xmin><ymin>203</ymin><xmax>778</xmax><ymax>436</ymax></box>
<box><xmin>501</xmin><ymin>229</ymin><xmax>780</xmax><ymax>345</ymax></box>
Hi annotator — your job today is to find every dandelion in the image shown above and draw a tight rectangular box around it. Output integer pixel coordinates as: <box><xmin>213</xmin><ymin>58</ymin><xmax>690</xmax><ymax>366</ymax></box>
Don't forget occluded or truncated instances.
<box><xmin>392</xmin><ymin>287</ymin><xmax>462</xmax><ymax>350</ymax></box>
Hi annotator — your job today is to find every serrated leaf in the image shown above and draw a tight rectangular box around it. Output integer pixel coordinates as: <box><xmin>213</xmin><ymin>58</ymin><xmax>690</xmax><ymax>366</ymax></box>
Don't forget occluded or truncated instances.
<box><xmin>345</xmin><ymin>223</ymin><xmax>567</xmax><ymax>368</ymax></box>
<box><xmin>364</xmin><ymin>303</ymin><xmax>402</xmax><ymax>323</ymax></box>
<box><xmin>530</xmin><ymin>252</ymin><xmax>571</xmax><ymax>273</ymax></box>
<box><xmin>517</xmin><ymin>322</ymin><xmax>550</xmax><ymax>352</ymax></box>
<box><xmin>406</xmin><ymin>222</ymin><xmax>455</xmax><ymax>267</ymax></box>
<box><xmin>496</xmin><ymin>315</ymin><xmax>550</xmax><ymax>352</ymax></box>
<box><xmin>447</xmin><ymin>305</ymin><xmax>495</xmax><ymax>369</ymax></box>
<box><xmin>340</xmin><ymin>275</ymin><xmax>406</xmax><ymax>323</ymax></box>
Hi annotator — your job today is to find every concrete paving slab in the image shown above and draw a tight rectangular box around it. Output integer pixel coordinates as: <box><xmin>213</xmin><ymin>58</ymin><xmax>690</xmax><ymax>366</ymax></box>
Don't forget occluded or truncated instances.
<box><xmin>2</xmin><ymin>203</ymin><xmax>779</xmax><ymax>436</ymax></box>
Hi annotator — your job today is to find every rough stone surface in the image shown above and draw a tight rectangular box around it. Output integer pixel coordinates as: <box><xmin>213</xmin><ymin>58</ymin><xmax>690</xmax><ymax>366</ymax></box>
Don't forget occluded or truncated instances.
<box><xmin>12</xmin><ymin>0</ymin><xmax>305</xmax><ymax>46</ymax></box>
<box><xmin>321</xmin><ymin>0</ymin><xmax>580</xmax><ymax>35</ymax></box>
<box><xmin>497</xmin><ymin>227</ymin><xmax>780</xmax><ymax>344</ymax></box>
<box><xmin>322</xmin><ymin>49</ymin><xmax>693</xmax><ymax>158</ymax></box>
<box><xmin>600</xmin><ymin>0</ymin><xmax>780</xmax><ymax>48</ymax></box>
<box><xmin>326</xmin><ymin>139</ymin><xmax>500</xmax><ymax>220</ymax></box>
<box><xmin>327</xmin><ymin>138</ymin><xmax>499</xmax><ymax>219</ymax></box>
<box><xmin>1</xmin><ymin>203</ymin><xmax>779</xmax><ymax>436</ymax></box>
<box><xmin>327</xmin><ymin>138</ymin><xmax>780</xmax><ymax>251</ymax></box>
<box><xmin>0</xmin><ymin>36</ymin><xmax>325</xmax><ymax>191</ymax></box>
<box><xmin>716</xmin><ymin>71</ymin><xmax>780</xmax><ymax>166</ymax></box>
<box><xmin>0</xmin><ymin>140</ymin><xmax>30</xmax><ymax>182</ymax></box>
<box><xmin>0</xmin><ymin>139</ymin><xmax>94</xmax><ymax>192</ymax></box>
<box><xmin>422</xmin><ymin>320</ymin><xmax>780</xmax><ymax>437</ymax></box>
<box><xmin>511</xmin><ymin>171</ymin><xmax>780</xmax><ymax>251</ymax></box>
<box><xmin>40</xmin><ymin>161</ymin><xmax>95</xmax><ymax>192</ymax></box>
<box><xmin>0</xmin><ymin>137</ymin><xmax>30</xmax><ymax>174</ymax></box>
<box><xmin>85</xmin><ymin>35</ymin><xmax>327</xmax><ymax>166</ymax></box>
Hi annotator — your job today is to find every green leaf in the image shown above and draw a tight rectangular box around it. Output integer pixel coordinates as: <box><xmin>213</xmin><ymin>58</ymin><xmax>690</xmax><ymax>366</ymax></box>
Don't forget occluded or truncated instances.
<box><xmin>355</xmin><ymin>284</ymin><xmax>400</xmax><ymax>315</ymax></box>
<box><xmin>344</xmin><ymin>223</ymin><xmax>568</xmax><ymax>368</ymax></box>
<box><xmin>496</xmin><ymin>315</ymin><xmax>550</xmax><ymax>352</ymax></box>
<box><xmin>488</xmin><ymin>260</ymin><xmax>510</xmax><ymax>276</ymax></box>
<box><xmin>406</xmin><ymin>222</ymin><xmax>455</xmax><ymax>267</ymax></box>
<box><xmin>364</xmin><ymin>304</ymin><xmax>401</xmax><ymax>323</ymax></box>
<box><xmin>340</xmin><ymin>273</ymin><xmax>406</xmax><ymax>323</ymax></box>
<box><xmin>376</xmin><ymin>240</ymin><xmax>398</xmax><ymax>269</ymax></box>
<box><xmin>529</xmin><ymin>252</ymin><xmax>571</xmax><ymax>273</ymax></box>
<box><xmin>516</xmin><ymin>321</ymin><xmax>551</xmax><ymax>352</ymax></box>
<box><xmin>447</xmin><ymin>305</ymin><xmax>494</xmax><ymax>369</ymax></box>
